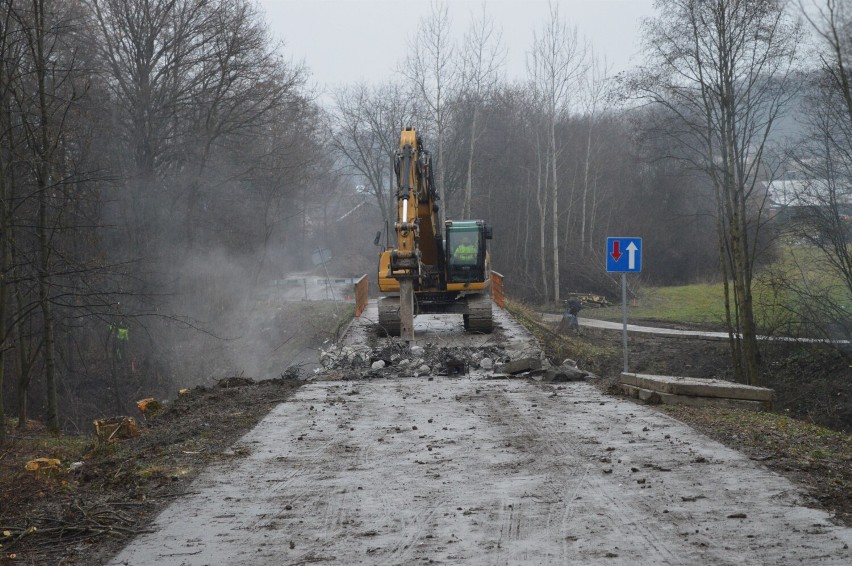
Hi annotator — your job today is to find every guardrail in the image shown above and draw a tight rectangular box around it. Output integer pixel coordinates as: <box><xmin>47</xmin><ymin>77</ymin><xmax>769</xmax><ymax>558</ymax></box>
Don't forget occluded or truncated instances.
<box><xmin>354</xmin><ymin>275</ymin><xmax>369</xmax><ymax>317</ymax></box>
<box><xmin>492</xmin><ymin>271</ymin><xmax>505</xmax><ymax>309</ymax></box>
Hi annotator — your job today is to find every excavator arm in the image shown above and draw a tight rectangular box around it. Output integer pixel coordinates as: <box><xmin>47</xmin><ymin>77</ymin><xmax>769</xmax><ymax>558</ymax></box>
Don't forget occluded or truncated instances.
<box><xmin>378</xmin><ymin>128</ymin><xmax>492</xmax><ymax>338</ymax></box>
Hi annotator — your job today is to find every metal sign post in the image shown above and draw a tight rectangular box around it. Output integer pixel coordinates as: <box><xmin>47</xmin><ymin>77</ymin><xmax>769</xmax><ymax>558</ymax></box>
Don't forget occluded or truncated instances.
<box><xmin>606</xmin><ymin>237</ymin><xmax>643</xmax><ymax>374</ymax></box>
<box><xmin>621</xmin><ymin>273</ymin><xmax>628</xmax><ymax>373</ymax></box>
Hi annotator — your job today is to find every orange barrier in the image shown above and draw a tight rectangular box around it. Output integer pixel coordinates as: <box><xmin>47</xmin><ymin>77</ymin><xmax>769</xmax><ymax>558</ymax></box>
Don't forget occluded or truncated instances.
<box><xmin>354</xmin><ymin>275</ymin><xmax>369</xmax><ymax>317</ymax></box>
<box><xmin>491</xmin><ymin>271</ymin><xmax>505</xmax><ymax>309</ymax></box>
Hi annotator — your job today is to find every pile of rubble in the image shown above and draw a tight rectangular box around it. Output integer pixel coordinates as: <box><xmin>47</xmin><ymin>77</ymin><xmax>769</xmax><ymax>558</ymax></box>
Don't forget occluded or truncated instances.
<box><xmin>317</xmin><ymin>342</ymin><xmax>596</xmax><ymax>382</ymax></box>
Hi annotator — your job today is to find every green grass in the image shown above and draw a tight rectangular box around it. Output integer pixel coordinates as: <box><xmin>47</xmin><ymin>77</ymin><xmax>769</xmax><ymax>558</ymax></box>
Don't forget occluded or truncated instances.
<box><xmin>588</xmin><ymin>245</ymin><xmax>852</xmax><ymax>333</ymax></box>
<box><xmin>759</xmin><ymin>246</ymin><xmax>852</xmax><ymax>309</ymax></box>
<box><xmin>591</xmin><ymin>283</ymin><xmax>728</xmax><ymax>326</ymax></box>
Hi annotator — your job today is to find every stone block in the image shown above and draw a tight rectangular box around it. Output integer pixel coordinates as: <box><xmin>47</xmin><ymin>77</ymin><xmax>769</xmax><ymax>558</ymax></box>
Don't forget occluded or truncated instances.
<box><xmin>497</xmin><ymin>357</ymin><xmax>542</xmax><ymax>375</ymax></box>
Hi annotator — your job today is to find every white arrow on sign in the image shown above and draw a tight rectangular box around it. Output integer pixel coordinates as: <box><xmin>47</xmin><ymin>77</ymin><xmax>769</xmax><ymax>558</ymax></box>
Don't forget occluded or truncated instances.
<box><xmin>626</xmin><ymin>241</ymin><xmax>638</xmax><ymax>270</ymax></box>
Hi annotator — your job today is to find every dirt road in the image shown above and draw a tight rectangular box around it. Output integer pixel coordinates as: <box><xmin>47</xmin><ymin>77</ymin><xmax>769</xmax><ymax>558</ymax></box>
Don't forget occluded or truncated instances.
<box><xmin>109</xmin><ymin>306</ymin><xmax>852</xmax><ymax>565</ymax></box>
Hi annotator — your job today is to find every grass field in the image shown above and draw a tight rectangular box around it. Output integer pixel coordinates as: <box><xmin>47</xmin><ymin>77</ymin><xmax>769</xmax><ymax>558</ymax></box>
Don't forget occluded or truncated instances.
<box><xmin>588</xmin><ymin>246</ymin><xmax>851</xmax><ymax>333</ymax></box>
<box><xmin>591</xmin><ymin>283</ymin><xmax>728</xmax><ymax>326</ymax></box>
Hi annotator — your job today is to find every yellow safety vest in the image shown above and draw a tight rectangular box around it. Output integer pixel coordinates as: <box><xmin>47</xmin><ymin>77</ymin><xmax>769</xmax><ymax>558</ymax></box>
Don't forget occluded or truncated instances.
<box><xmin>454</xmin><ymin>244</ymin><xmax>476</xmax><ymax>262</ymax></box>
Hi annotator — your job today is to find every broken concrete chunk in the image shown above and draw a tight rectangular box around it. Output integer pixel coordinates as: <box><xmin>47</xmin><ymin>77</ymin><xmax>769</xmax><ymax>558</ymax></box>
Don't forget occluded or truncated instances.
<box><xmin>371</xmin><ymin>360</ymin><xmax>386</xmax><ymax>370</ymax></box>
<box><xmin>546</xmin><ymin>365</ymin><xmax>588</xmax><ymax>382</ymax></box>
<box><xmin>485</xmin><ymin>373</ymin><xmax>511</xmax><ymax>380</ymax></box>
<box><xmin>496</xmin><ymin>357</ymin><xmax>542</xmax><ymax>375</ymax></box>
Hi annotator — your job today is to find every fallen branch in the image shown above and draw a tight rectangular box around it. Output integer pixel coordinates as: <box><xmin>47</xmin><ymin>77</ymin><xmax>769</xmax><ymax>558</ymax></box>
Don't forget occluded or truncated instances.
<box><xmin>1</xmin><ymin>502</ymin><xmax>151</xmax><ymax>552</ymax></box>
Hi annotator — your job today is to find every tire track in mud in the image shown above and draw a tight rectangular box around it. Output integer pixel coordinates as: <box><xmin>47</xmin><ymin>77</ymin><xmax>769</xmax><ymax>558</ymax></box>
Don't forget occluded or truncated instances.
<box><xmin>574</xmin><ymin>473</ymin><xmax>682</xmax><ymax>564</ymax></box>
<box><xmin>474</xmin><ymin>382</ymin><xmax>592</xmax><ymax>564</ymax></box>
<box><xmin>291</xmin><ymin>384</ymin><xmax>373</xmax><ymax>543</ymax></box>
<box><xmin>547</xmin><ymin>388</ymin><xmax>683</xmax><ymax>564</ymax></box>
<box><xmin>361</xmin><ymin>380</ymin><xmax>450</xmax><ymax>566</ymax></box>
<box><xmin>477</xmin><ymin>381</ymin><xmax>683</xmax><ymax>564</ymax></box>
<box><xmin>243</xmin><ymin>384</ymin><xmax>353</xmax><ymax>534</ymax></box>
<box><xmin>379</xmin><ymin>500</ymin><xmax>447</xmax><ymax>565</ymax></box>
<box><xmin>110</xmin><ymin>377</ymin><xmax>852</xmax><ymax>566</ymax></box>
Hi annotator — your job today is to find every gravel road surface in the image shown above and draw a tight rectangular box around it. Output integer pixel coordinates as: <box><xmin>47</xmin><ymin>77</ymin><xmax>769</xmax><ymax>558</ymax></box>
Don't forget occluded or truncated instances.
<box><xmin>109</xmin><ymin>305</ymin><xmax>852</xmax><ymax>565</ymax></box>
<box><xmin>110</xmin><ymin>382</ymin><xmax>851</xmax><ymax>565</ymax></box>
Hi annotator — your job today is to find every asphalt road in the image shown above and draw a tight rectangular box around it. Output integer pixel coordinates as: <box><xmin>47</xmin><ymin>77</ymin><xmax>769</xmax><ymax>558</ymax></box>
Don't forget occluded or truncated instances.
<box><xmin>540</xmin><ymin>312</ymin><xmax>850</xmax><ymax>344</ymax></box>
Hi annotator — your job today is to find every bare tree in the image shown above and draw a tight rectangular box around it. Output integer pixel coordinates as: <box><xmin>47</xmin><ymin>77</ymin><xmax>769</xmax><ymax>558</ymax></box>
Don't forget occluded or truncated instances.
<box><xmin>0</xmin><ymin>0</ymin><xmax>22</xmax><ymax>444</ymax></box>
<box><xmin>401</xmin><ymin>0</ymin><xmax>457</xmax><ymax>225</ymax></box>
<box><xmin>0</xmin><ymin>0</ymin><xmax>325</xmax><ymax>437</ymax></box>
<box><xmin>630</xmin><ymin>0</ymin><xmax>802</xmax><ymax>385</ymax></box>
<box><xmin>527</xmin><ymin>2</ymin><xmax>587</xmax><ymax>304</ymax></box>
<box><xmin>457</xmin><ymin>3</ymin><xmax>505</xmax><ymax>219</ymax></box>
<box><xmin>576</xmin><ymin>52</ymin><xmax>610</xmax><ymax>251</ymax></box>
<box><xmin>331</xmin><ymin>82</ymin><xmax>419</xmax><ymax>233</ymax></box>
<box><xmin>88</xmin><ymin>0</ymin><xmax>213</xmax><ymax>253</ymax></box>
<box><xmin>5</xmin><ymin>0</ymin><xmax>94</xmax><ymax>431</ymax></box>
<box><xmin>770</xmin><ymin>0</ymin><xmax>852</xmax><ymax>344</ymax></box>
<box><xmin>179</xmin><ymin>0</ymin><xmax>303</xmax><ymax>251</ymax></box>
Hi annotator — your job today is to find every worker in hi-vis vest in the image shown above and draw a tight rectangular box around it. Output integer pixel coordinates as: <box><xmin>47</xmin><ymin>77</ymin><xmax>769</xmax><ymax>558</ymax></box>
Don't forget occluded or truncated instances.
<box><xmin>453</xmin><ymin>234</ymin><xmax>476</xmax><ymax>264</ymax></box>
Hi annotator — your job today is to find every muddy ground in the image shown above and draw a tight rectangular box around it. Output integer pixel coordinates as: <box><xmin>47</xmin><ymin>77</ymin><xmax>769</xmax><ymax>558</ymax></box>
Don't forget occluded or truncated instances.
<box><xmin>1</xmin><ymin>304</ymin><xmax>850</xmax><ymax>564</ymax></box>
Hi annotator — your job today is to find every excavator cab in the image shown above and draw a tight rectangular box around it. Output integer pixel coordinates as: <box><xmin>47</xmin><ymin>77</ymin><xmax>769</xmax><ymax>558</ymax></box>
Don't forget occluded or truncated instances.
<box><xmin>446</xmin><ymin>220</ymin><xmax>491</xmax><ymax>284</ymax></box>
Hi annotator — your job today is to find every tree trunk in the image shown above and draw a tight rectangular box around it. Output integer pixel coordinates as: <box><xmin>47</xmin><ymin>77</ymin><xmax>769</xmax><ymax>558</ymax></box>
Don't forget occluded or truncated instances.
<box><xmin>0</xmin><ymin>198</ymin><xmax>6</xmax><ymax>445</ymax></box>
<box><xmin>523</xmin><ymin>170</ymin><xmax>531</xmax><ymax>277</ymax></box>
<box><xmin>580</xmin><ymin>118</ymin><xmax>594</xmax><ymax>249</ymax></box>
<box><xmin>536</xmin><ymin>133</ymin><xmax>549</xmax><ymax>302</ymax></box>
<box><xmin>0</xmin><ymin>83</ymin><xmax>8</xmax><ymax>446</ymax></box>
<box><xmin>33</xmin><ymin>0</ymin><xmax>59</xmax><ymax>432</ymax></box>
<box><xmin>550</xmin><ymin>118</ymin><xmax>560</xmax><ymax>304</ymax></box>
<box><xmin>15</xmin><ymin>286</ymin><xmax>34</xmax><ymax>428</ymax></box>
<box><xmin>463</xmin><ymin>105</ymin><xmax>478</xmax><ymax>219</ymax></box>
<box><xmin>38</xmin><ymin>193</ymin><xmax>58</xmax><ymax>432</ymax></box>
<box><xmin>438</xmin><ymin>124</ymin><xmax>446</xmax><ymax>225</ymax></box>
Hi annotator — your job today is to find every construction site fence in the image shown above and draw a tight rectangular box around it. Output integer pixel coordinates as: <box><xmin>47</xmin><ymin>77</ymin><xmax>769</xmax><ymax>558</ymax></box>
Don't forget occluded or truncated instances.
<box><xmin>354</xmin><ymin>275</ymin><xmax>369</xmax><ymax>317</ymax></box>
<box><xmin>492</xmin><ymin>271</ymin><xmax>505</xmax><ymax>309</ymax></box>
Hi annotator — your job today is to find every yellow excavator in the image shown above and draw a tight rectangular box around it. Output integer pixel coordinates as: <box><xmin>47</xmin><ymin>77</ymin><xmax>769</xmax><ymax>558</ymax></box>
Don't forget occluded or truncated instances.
<box><xmin>377</xmin><ymin>128</ymin><xmax>493</xmax><ymax>339</ymax></box>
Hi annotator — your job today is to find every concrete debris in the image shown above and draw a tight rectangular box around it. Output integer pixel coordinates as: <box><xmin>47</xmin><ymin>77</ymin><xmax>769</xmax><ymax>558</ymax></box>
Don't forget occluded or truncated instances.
<box><xmin>319</xmin><ymin>345</ymin><xmax>372</xmax><ymax>370</ymax></box>
<box><xmin>316</xmin><ymin>340</ymin><xmax>595</xmax><ymax>383</ymax></box>
<box><xmin>545</xmin><ymin>364</ymin><xmax>588</xmax><ymax>382</ymax></box>
<box><xmin>496</xmin><ymin>357</ymin><xmax>542</xmax><ymax>375</ymax></box>
<box><xmin>486</xmin><ymin>373</ymin><xmax>511</xmax><ymax>380</ymax></box>
<box><xmin>442</xmin><ymin>356</ymin><xmax>467</xmax><ymax>376</ymax></box>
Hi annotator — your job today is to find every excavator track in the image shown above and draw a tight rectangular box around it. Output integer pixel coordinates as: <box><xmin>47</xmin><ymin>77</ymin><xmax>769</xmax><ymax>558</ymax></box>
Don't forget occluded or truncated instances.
<box><xmin>377</xmin><ymin>296</ymin><xmax>401</xmax><ymax>337</ymax></box>
<box><xmin>463</xmin><ymin>294</ymin><xmax>493</xmax><ymax>333</ymax></box>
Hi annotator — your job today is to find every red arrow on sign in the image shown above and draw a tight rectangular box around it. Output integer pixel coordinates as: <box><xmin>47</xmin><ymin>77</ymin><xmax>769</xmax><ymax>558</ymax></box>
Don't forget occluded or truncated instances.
<box><xmin>611</xmin><ymin>240</ymin><xmax>622</xmax><ymax>262</ymax></box>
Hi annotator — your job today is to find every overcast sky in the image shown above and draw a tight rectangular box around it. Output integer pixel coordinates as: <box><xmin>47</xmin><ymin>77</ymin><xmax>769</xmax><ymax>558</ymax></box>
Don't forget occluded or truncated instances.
<box><xmin>257</xmin><ymin>0</ymin><xmax>657</xmax><ymax>93</ymax></box>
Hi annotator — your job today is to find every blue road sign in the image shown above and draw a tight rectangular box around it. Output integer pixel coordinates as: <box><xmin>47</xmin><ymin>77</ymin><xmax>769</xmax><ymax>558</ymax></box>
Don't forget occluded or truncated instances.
<box><xmin>606</xmin><ymin>237</ymin><xmax>642</xmax><ymax>273</ymax></box>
